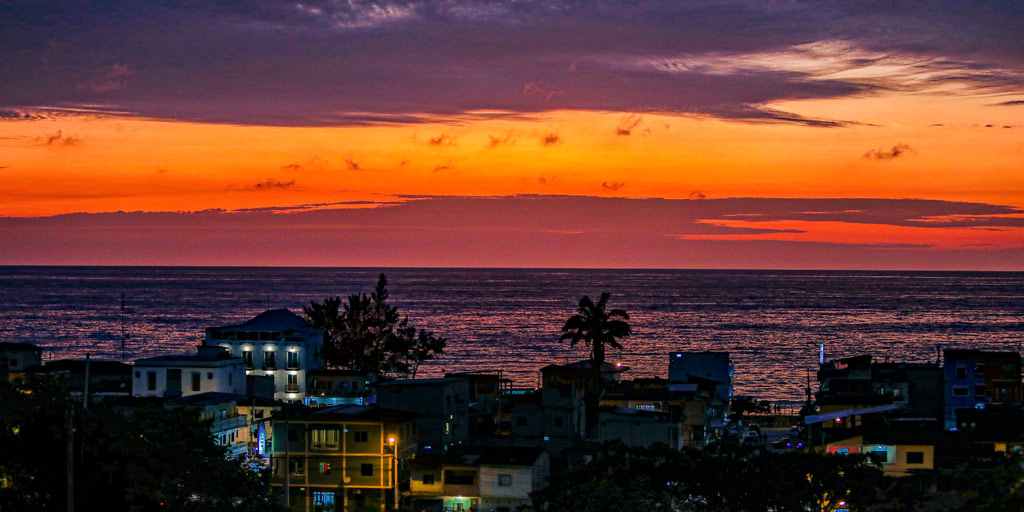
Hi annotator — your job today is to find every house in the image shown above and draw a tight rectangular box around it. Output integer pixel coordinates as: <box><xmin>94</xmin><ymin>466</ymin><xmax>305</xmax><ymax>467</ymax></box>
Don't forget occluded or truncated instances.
<box><xmin>305</xmin><ymin>369</ymin><xmax>377</xmax><ymax>408</ymax></box>
<box><xmin>595</xmin><ymin>407</ymin><xmax>685</xmax><ymax>449</ymax></box>
<box><xmin>29</xmin><ymin>358</ymin><xmax>132</xmax><ymax>401</ymax></box>
<box><xmin>205</xmin><ymin>309</ymin><xmax>325</xmax><ymax>402</ymax></box>
<box><xmin>0</xmin><ymin>342</ymin><xmax>42</xmax><ymax>382</ymax></box>
<box><xmin>132</xmin><ymin>345</ymin><xmax>246</xmax><ymax>398</ymax></box>
<box><xmin>824</xmin><ymin>425</ymin><xmax>942</xmax><ymax>477</ymax></box>
<box><xmin>600</xmin><ymin>378</ymin><xmax>708</xmax><ymax>447</ymax></box>
<box><xmin>508</xmin><ymin>387</ymin><xmax>584</xmax><ymax>454</ymax></box>
<box><xmin>166</xmin><ymin>392</ymin><xmax>252</xmax><ymax>459</ymax></box>
<box><xmin>943</xmin><ymin>350</ymin><xmax>1022</xmax><ymax>430</ymax></box>
<box><xmin>410</xmin><ymin>446</ymin><xmax>550</xmax><ymax>512</ymax></box>
<box><xmin>817</xmin><ymin>355</ymin><xmax>943</xmax><ymax>422</ymax></box>
<box><xmin>376</xmin><ymin>377</ymin><xmax>470</xmax><ymax>453</ymax></box>
<box><xmin>268</xmin><ymin>404</ymin><xmax>418</xmax><ymax>512</ymax></box>
<box><xmin>668</xmin><ymin>352</ymin><xmax>732</xmax><ymax>424</ymax></box>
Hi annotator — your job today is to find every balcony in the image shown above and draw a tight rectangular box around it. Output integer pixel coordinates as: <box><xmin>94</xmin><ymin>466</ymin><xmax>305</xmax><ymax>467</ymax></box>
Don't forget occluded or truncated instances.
<box><xmin>286</xmin><ymin>384</ymin><xmax>300</xmax><ymax>393</ymax></box>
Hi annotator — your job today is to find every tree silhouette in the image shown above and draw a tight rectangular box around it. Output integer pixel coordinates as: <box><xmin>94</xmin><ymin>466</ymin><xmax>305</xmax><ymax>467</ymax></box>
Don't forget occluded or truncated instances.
<box><xmin>560</xmin><ymin>292</ymin><xmax>631</xmax><ymax>439</ymax></box>
<box><xmin>304</xmin><ymin>274</ymin><xmax>446</xmax><ymax>377</ymax></box>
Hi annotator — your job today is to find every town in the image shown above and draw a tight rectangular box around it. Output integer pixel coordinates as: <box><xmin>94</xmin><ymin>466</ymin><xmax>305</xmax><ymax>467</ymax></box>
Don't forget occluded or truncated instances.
<box><xmin>3</xmin><ymin>293</ymin><xmax>1024</xmax><ymax>512</ymax></box>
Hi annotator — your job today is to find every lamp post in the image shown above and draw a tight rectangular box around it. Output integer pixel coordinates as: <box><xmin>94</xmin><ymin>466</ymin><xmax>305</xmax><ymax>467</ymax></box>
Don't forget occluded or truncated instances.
<box><xmin>387</xmin><ymin>435</ymin><xmax>398</xmax><ymax>511</ymax></box>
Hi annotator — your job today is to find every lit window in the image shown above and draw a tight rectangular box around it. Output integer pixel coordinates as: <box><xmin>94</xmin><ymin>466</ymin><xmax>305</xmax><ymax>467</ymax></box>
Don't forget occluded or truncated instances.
<box><xmin>312</xmin><ymin>428</ymin><xmax>340</xmax><ymax>449</ymax></box>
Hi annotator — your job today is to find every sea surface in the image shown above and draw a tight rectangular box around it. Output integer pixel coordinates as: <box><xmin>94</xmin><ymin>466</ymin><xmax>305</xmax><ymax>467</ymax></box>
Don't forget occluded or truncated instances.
<box><xmin>1</xmin><ymin>267</ymin><xmax>1022</xmax><ymax>404</ymax></box>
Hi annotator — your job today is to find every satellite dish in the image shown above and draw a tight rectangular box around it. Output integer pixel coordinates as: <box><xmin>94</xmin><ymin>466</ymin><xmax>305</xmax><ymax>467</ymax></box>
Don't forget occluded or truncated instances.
<box><xmin>344</xmin><ymin>476</ymin><xmax>351</xmax><ymax>483</ymax></box>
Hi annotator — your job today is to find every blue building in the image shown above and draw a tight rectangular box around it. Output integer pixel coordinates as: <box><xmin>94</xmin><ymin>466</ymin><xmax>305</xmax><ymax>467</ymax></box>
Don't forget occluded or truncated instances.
<box><xmin>943</xmin><ymin>349</ymin><xmax>1022</xmax><ymax>430</ymax></box>
<box><xmin>668</xmin><ymin>351</ymin><xmax>733</xmax><ymax>425</ymax></box>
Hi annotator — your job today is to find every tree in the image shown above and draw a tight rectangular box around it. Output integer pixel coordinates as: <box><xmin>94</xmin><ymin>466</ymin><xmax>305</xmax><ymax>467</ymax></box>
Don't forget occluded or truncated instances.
<box><xmin>729</xmin><ymin>396</ymin><xmax>772</xmax><ymax>423</ymax></box>
<box><xmin>559</xmin><ymin>292</ymin><xmax>631</xmax><ymax>439</ymax></box>
<box><xmin>304</xmin><ymin>274</ymin><xmax>446</xmax><ymax>378</ymax></box>
<box><xmin>0</xmin><ymin>375</ymin><xmax>281</xmax><ymax>512</ymax></box>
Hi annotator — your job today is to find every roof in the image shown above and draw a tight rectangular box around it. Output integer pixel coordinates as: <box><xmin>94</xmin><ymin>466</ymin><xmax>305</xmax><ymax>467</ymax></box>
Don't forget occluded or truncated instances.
<box><xmin>309</xmin><ymin>369</ymin><xmax>376</xmax><ymax>377</ymax></box>
<box><xmin>804</xmin><ymin>404</ymin><xmax>903</xmax><ymax>425</ymax></box>
<box><xmin>36</xmin><ymin>359</ymin><xmax>132</xmax><ymax>374</ymax></box>
<box><xmin>134</xmin><ymin>353</ymin><xmax>242</xmax><ymax>367</ymax></box>
<box><xmin>208</xmin><ymin>309</ymin><xmax>319</xmax><ymax>334</ymax></box>
<box><xmin>0</xmin><ymin>342</ymin><xmax>42</xmax><ymax>352</ymax></box>
<box><xmin>170</xmin><ymin>392</ymin><xmax>244</xmax><ymax>407</ymax></box>
<box><xmin>376</xmin><ymin>377</ymin><xmax>465</xmax><ymax>387</ymax></box>
<box><xmin>540</xmin><ymin>360</ymin><xmax>627</xmax><ymax>374</ymax></box>
<box><xmin>287</xmin><ymin>404</ymin><xmax>419</xmax><ymax>423</ymax></box>
<box><xmin>944</xmin><ymin>349</ymin><xmax>1021</xmax><ymax>362</ymax></box>
<box><xmin>444</xmin><ymin>446</ymin><xmax>547</xmax><ymax>467</ymax></box>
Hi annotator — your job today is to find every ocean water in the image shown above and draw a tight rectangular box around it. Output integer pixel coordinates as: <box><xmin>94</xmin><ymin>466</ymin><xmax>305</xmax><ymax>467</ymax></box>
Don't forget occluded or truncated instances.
<box><xmin>1</xmin><ymin>267</ymin><xmax>1022</xmax><ymax>404</ymax></box>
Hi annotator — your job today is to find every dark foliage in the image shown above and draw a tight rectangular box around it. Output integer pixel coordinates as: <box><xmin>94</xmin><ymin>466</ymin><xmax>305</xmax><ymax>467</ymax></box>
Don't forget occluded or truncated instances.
<box><xmin>304</xmin><ymin>274</ymin><xmax>446</xmax><ymax>377</ymax></box>
<box><xmin>0</xmin><ymin>375</ymin><xmax>281</xmax><ymax>512</ymax></box>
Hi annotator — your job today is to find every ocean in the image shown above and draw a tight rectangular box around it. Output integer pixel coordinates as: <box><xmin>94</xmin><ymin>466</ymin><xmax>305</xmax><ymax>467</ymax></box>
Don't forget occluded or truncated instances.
<box><xmin>1</xmin><ymin>266</ymin><xmax>1022</xmax><ymax>404</ymax></box>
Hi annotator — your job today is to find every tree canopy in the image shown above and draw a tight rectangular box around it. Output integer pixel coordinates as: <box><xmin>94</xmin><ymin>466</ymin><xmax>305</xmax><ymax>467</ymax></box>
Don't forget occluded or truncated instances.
<box><xmin>304</xmin><ymin>274</ymin><xmax>446</xmax><ymax>378</ymax></box>
<box><xmin>0</xmin><ymin>374</ymin><xmax>280</xmax><ymax>512</ymax></box>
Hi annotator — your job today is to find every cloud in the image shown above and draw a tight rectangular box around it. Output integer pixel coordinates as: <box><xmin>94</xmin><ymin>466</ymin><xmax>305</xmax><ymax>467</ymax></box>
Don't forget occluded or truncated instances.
<box><xmin>689</xmin><ymin>191</ymin><xmax>708</xmax><ymax>200</ymax></box>
<box><xmin>432</xmin><ymin>163</ymin><xmax>454</xmax><ymax>173</ymax></box>
<box><xmin>281</xmin><ymin>163</ymin><xmax>303</xmax><ymax>170</ymax></box>
<box><xmin>541</xmin><ymin>133</ymin><xmax>561</xmax><ymax>146</ymax></box>
<box><xmin>616</xmin><ymin>114</ymin><xmax>643</xmax><ymax>136</ymax></box>
<box><xmin>863</xmin><ymin>143</ymin><xmax>915</xmax><ymax>161</ymax></box>
<box><xmin>77</xmin><ymin>63</ymin><xmax>133</xmax><ymax>93</ymax></box>
<box><xmin>991</xmin><ymin>100</ymin><xmax>1024</xmax><ymax>106</ymax></box>
<box><xmin>35</xmin><ymin>130</ymin><xmax>81</xmax><ymax>146</ymax></box>
<box><xmin>428</xmin><ymin>134</ymin><xmax>456</xmax><ymax>146</ymax></box>
<box><xmin>344</xmin><ymin>157</ymin><xmax>362</xmax><ymax>171</ymax></box>
<box><xmin>233</xmin><ymin>178</ymin><xmax>296</xmax><ymax>191</ymax></box>
<box><xmin>487</xmin><ymin>134</ymin><xmax>515</xmax><ymax>149</ymax></box>
<box><xmin>601</xmin><ymin>181</ymin><xmax>626</xmax><ymax>191</ymax></box>
<box><xmin>537</xmin><ymin>175</ymin><xmax>563</xmax><ymax>186</ymax></box>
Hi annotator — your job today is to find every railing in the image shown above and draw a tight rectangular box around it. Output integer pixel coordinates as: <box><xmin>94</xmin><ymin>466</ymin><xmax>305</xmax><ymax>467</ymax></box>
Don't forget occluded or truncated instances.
<box><xmin>286</xmin><ymin>384</ymin><xmax>300</xmax><ymax>393</ymax></box>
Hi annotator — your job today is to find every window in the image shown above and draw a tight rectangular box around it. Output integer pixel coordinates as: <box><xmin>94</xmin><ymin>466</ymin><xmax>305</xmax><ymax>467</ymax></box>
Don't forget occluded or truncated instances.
<box><xmin>975</xmin><ymin>385</ymin><xmax>986</xmax><ymax>397</ymax></box>
<box><xmin>361</xmin><ymin>463</ymin><xmax>373</xmax><ymax>477</ymax></box>
<box><xmin>516</xmin><ymin>416</ymin><xmax>527</xmax><ymax>427</ymax></box>
<box><xmin>312</xmin><ymin>491</ymin><xmax>335</xmax><ymax>511</ymax></box>
<box><xmin>444</xmin><ymin>470</ymin><xmax>474</xmax><ymax>485</ymax></box>
<box><xmin>191</xmin><ymin>372</ymin><xmax>201</xmax><ymax>392</ymax></box>
<box><xmin>290</xmin><ymin>459</ymin><xmax>304</xmax><ymax>474</ymax></box>
<box><xmin>242</xmin><ymin>350</ymin><xmax>253</xmax><ymax>368</ymax></box>
<box><xmin>498</xmin><ymin>474</ymin><xmax>512</xmax><ymax>487</ymax></box>
<box><xmin>264</xmin><ymin>350</ymin><xmax>276</xmax><ymax>369</ymax></box>
<box><xmin>554</xmin><ymin>416</ymin><xmax>563</xmax><ymax>427</ymax></box>
<box><xmin>955</xmin><ymin>366</ymin><xmax>967</xmax><ymax>379</ymax></box>
<box><xmin>287</xmin><ymin>374</ymin><xmax>299</xmax><ymax>391</ymax></box>
<box><xmin>354</xmin><ymin>431</ymin><xmax>368</xmax><ymax>443</ymax></box>
<box><xmin>975</xmin><ymin>363</ymin><xmax>985</xmax><ymax>375</ymax></box>
<box><xmin>287</xmin><ymin>351</ymin><xmax>299</xmax><ymax>369</ymax></box>
<box><xmin>312</xmin><ymin>428</ymin><xmax>340</xmax><ymax>449</ymax></box>
<box><xmin>319</xmin><ymin>462</ymin><xmax>332</xmax><ymax>475</ymax></box>
<box><xmin>868</xmin><ymin>450</ymin><xmax>889</xmax><ymax>464</ymax></box>
<box><xmin>288</xmin><ymin>427</ymin><xmax>297</xmax><ymax>442</ymax></box>
<box><xmin>953</xmin><ymin>386</ymin><xmax>970</xmax><ymax>397</ymax></box>
<box><xmin>147</xmin><ymin>371</ymin><xmax>157</xmax><ymax>391</ymax></box>
<box><xmin>906</xmin><ymin>451</ymin><xmax>925</xmax><ymax>464</ymax></box>
<box><xmin>207</xmin><ymin>372</ymin><xmax>213</xmax><ymax>380</ymax></box>
<box><xmin>423</xmin><ymin>474</ymin><xmax>435</xmax><ymax>485</ymax></box>
<box><xmin>135</xmin><ymin>371</ymin><xmax>140</xmax><ymax>378</ymax></box>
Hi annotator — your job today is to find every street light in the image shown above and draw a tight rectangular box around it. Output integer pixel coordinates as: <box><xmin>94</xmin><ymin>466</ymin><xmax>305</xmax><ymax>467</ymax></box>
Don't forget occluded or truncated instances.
<box><xmin>387</xmin><ymin>434</ymin><xmax>398</xmax><ymax>511</ymax></box>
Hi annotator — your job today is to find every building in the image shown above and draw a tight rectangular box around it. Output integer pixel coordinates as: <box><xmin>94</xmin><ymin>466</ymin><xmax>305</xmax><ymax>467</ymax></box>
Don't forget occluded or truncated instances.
<box><xmin>508</xmin><ymin>387</ymin><xmax>585</xmax><ymax>454</ymax></box>
<box><xmin>817</xmin><ymin>355</ymin><xmax>943</xmax><ymax>421</ymax></box>
<box><xmin>167</xmin><ymin>392</ymin><xmax>252</xmax><ymax>459</ymax></box>
<box><xmin>410</xmin><ymin>446</ymin><xmax>550</xmax><ymax>512</ymax></box>
<box><xmin>132</xmin><ymin>345</ymin><xmax>246</xmax><ymax>398</ymax></box>
<box><xmin>376</xmin><ymin>377</ymin><xmax>470</xmax><ymax>453</ymax></box>
<box><xmin>943</xmin><ymin>350</ymin><xmax>1023</xmax><ymax>430</ymax></box>
<box><xmin>668</xmin><ymin>352</ymin><xmax>732</xmax><ymax>424</ymax></box>
<box><xmin>825</xmin><ymin>429</ymin><xmax>938</xmax><ymax>478</ymax></box>
<box><xmin>269</xmin><ymin>404</ymin><xmax>418</xmax><ymax>512</ymax></box>
<box><xmin>0</xmin><ymin>342</ymin><xmax>42</xmax><ymax>382</ymax></box>
<box><xmin>305</xmin><ymin>369</ymin><xmax>378</xmax><ymax>408</ymax></box>
<box><xmin>600</xmin><ymin>378</ymin><xmax>709</xmax><ymax>447</ymax></box>
<box><xmin>29</xmin><ymin>358</ymin><xmax>132</xmax><ymax>402</ymax></box>
<box><xmin>206</xmin><ymin>309</ymin><xmax>325</xmax><ymax>402</ymax></box>
<box><xmin>595</xmin><ymin>407</ymin><xmax>685</xmax><ymax>449</ymax></box>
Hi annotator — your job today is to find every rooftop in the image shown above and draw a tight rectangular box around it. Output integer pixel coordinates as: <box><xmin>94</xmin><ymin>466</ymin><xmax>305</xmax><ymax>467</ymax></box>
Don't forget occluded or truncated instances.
<box><xmin>288</xmin><ymin>404</ymin><xmax>419</xmax><ymax>423</ymax></box>
<box><xmin>207</xmin><ymin>309</ymin><xmax>319</xmax><ymax>335</ymax></box>
<box><xmin>0</xmin><ymin>342</ymin><xmax>43</xmax><ymax>352</ymax></box>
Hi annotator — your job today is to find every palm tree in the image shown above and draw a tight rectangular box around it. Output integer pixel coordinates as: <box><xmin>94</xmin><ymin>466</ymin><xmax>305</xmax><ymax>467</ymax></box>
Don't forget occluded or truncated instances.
<box><xmin>560</xmin><ymin>292</ymin><xmax>631</xmax><ymax>439</ymax></box>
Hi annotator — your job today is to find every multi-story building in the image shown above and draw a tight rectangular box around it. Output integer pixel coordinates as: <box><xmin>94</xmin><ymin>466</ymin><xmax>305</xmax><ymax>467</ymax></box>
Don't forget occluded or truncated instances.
<box><xmin>132</xmin><ymin>345</ymin><xmax>246</xmax><ymax>398</ymax></box>
<box><xmin>817</xmin><ymin>355</ymin><xmax>943</xmax><ymax>422</ymax></box>
<box><xmin>167</xmin><ymin>392</ymin><xmax>252</xmax><ymax>459</ymax></box>
<box><xmin>508</xmin><ymin>387</ymin><xmax>585</xmax><ymax>454</ymax></box>
<box><xmin>205</xmin><ymin>309</ymin><xmax>324</xmax><ymax>402</ymax></box>
<box><xmin>269</xmin><ymin>404</ymin><xmax>418</xmax><ymax>512</ymax></box>
<box><xmin>601</xmin><ymin>378</ymin><xmax>709</xmax><ymax>447</ymax></box>
<box><xmin>0</xmin><ymin>342</ymin><xmax>42</xmax><ymax>382</ymax></box>
<box><xmin>376</xmin><ymin>377</ymin><xmax>470</xmax><ymax>453</ymax></box>
<box><xmin>410</xmin><ymin>446</ymin><xmax>550</xmax><ymax>512</ymax></box>
<box><xmin>305</xmin><ymin>369</ymin><xmax>377</xmax><ymax>408</ymax></box>
<box><xmin>32</xmin><ymin>358</ymin><xmax>133</xmax><ymax>401</ymax></box>
<box><xmin>668</xmin><ymin>352</ymin><xmax>733</xmax><ymax>424</ymax></box>
<box><xmin>943</xmin><ymin>349</ymin><xmax>1022</xmax><ymax>430</ymax></box>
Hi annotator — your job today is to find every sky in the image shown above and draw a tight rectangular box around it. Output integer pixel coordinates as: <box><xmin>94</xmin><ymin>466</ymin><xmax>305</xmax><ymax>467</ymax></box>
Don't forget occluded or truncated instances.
<box><xmin>2</xmin><ymin>1</ymin><xmax>1023</xmax><ymax>269</ymax></box>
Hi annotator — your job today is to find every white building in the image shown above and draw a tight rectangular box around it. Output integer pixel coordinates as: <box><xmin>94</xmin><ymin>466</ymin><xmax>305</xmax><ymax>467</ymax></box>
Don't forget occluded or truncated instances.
<box><xmin>133</xmin><ymin>345</ymin><xmax>246</xmax><ymax>398</ymax></box>
<box><xmin>204</xmin><ymin>309</ymin><xmax>324</xmax><ymax>402</ymax></box>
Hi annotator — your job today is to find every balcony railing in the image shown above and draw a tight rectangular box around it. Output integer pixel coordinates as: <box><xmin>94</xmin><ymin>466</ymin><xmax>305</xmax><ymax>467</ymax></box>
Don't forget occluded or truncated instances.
<box><xmin>286</xmin><ymin>384</ymin><xmax>300</xmax><ymax>393</ymax></box>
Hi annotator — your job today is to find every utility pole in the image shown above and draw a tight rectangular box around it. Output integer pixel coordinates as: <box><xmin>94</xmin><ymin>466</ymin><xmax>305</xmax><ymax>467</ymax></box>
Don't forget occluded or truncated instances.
<box><xmin>65</xmin><ymin>400</ymin><xmax>74</xmax><ymax>512</ymax></box>
<box><xmin>120</xmin><ymin>292</ymin><xmax>128</xmax><ymax>364</ymax></box>
<box><xmin>283</xmin><ymin>404</ymin><xmax>290</xmax><ymax>510</ymax></box>
<box><xmin>83</xmin><ymin>354</ymin><xmax>90</xmax><ymax>410</ymax></box>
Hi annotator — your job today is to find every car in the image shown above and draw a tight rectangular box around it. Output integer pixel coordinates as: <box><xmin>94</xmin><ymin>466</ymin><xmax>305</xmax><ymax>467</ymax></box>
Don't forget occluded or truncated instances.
<box><xmin>789</xmin><ymin>426</ymin><xmax>802</xmax><ymax>437</ymax></box>
<box><xmin>744</xmin><ymin>430</ymin><xmax>761</xmax><ymax>443</ymax></box>
<box><xmin>772</xmin><ymin>437</ymin><xmax>790</xmax><ymax>449</ymax></box>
